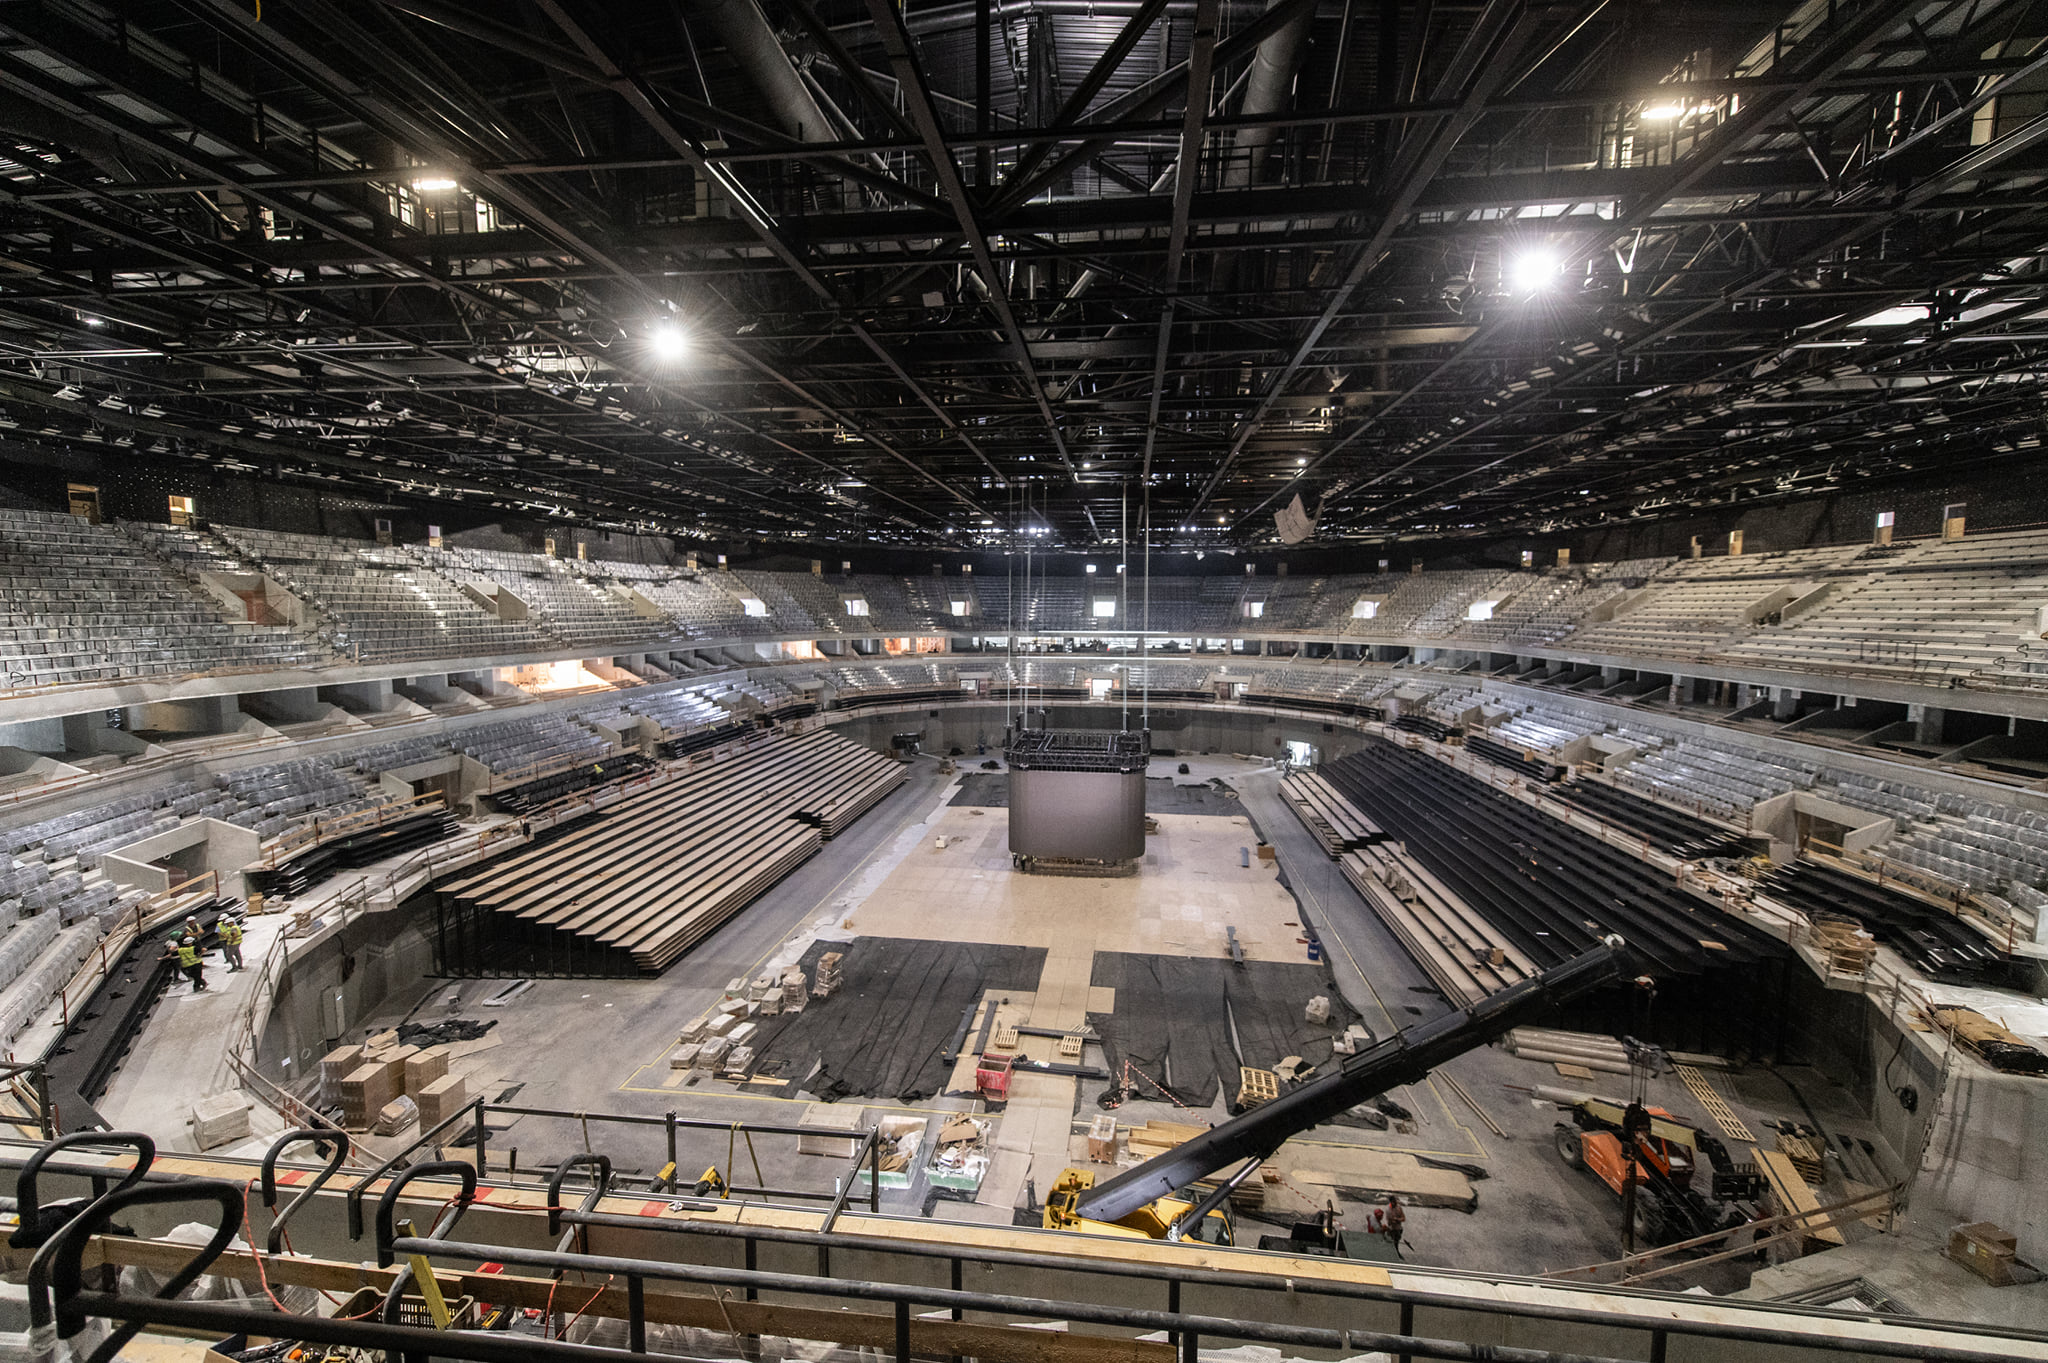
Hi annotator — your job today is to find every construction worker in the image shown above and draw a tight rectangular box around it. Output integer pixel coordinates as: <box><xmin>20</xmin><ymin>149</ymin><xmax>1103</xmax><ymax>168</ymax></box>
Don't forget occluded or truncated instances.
<box><xmin>1360</xmin><ymin>1196</ymin><xmax>1406</xmax><ymax>1256</ymax></box>
<box><xmin>163</xmin><ymin>929</ymin><xmax>206</xmax><ymax>993</ymax></box>
<box><xmin>217</xmin><ymin>916</ymin><xmax>244</xmax><ymax>972</ymax></box>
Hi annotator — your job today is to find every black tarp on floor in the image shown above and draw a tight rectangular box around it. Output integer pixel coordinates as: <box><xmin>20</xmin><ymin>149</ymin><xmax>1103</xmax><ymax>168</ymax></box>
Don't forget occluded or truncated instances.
<box><xmin>743</xmin><ymin>937</ymin><xmax>1046</xmax><ymax>1102</ymax></box>
<box><xmin>1086</xmin><ymin>954</ymin><xmax>1366</xmax><ymax>1108</ymax></box>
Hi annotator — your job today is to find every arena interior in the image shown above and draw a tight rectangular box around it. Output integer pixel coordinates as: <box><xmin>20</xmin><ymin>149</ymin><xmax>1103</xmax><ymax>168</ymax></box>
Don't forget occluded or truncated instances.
<box><xmin>0</xmin><ymin>1</ymin><xmax>2043</xmax><ymax>1359</ymax></box>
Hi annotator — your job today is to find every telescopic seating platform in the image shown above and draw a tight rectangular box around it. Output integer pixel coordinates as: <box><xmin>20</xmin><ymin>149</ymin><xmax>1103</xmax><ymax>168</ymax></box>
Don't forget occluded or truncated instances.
<box><xmin>1318</xmin><ymin>739</ymin><xmax>1789</xmax><ymax>1051</ymax></box>
<box><xmin>1754</xmin><ymin>860</ymin><xmax>2030</xmax><ymax>987</ymax></box>
<box><xmin>435</xmin><ymin>730</ymin><xmax>905</xmax><ymax>974</ymax></box>
<box><xmin>1541</xmin><ymin>780</ymin><xmax>1753</xmax><ymax>859</ymax></box>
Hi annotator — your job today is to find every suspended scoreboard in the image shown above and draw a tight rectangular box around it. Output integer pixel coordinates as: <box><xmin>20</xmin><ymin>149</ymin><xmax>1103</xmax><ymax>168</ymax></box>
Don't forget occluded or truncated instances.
<box><xmin>1005</xmin><ymin>728</ymin><xmax>1149</xmax><ymax>867</ymax></box>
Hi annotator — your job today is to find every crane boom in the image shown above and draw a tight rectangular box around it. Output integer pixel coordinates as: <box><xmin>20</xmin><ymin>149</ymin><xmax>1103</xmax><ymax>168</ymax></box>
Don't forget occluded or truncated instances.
<box><xmin>1073</xmin><ymin>937</ymin><xmax>1630</xmax><ymax>1225</ymax></box>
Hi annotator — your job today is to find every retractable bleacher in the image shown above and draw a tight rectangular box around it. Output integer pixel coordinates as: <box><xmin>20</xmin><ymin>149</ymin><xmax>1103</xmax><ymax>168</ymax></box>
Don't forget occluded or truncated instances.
<box><xmin>436</xmin><ymin>730</ymin><xmax>904</xmax><ymax>973</ymax></box>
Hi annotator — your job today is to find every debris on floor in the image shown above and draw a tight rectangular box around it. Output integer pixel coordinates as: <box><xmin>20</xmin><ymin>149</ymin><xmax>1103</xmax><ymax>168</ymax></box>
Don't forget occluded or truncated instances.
<box><xmin>397</xmin><ymin>1018</ymin><xmax>497</xmax><ymax>1047</ymax></box>
<box><xmin>928</xmin><ymin>1114</ymin><xmax>993</xmax><ymax>1193</ymax></box>
<box><xmin>853</xmin><ymin>1115</ymin><xmax>928</xmax><ymax>1191</ymax></box>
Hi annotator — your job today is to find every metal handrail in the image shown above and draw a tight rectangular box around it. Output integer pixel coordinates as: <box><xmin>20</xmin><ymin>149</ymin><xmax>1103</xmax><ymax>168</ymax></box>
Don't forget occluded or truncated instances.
<box><xmin>259</xmin><ymin>1128</ymin><xmax>352</xmax><ymax>1255</ymax></box>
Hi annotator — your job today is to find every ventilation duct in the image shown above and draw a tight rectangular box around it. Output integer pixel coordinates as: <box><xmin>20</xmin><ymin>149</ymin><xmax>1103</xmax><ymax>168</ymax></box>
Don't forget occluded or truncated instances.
<box><xmin>698</xmin><ymin>0</ymin><xmax>838</xmax><ymax>144</ymax></box>
<box><xmin>1223</xmin><ymin>0</ymin><xmax>1314</xmax><ymax>189</ymax></box>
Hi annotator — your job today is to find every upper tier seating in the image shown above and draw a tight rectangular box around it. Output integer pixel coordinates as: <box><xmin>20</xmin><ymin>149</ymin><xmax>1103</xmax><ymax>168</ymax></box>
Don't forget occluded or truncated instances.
<box><xmin>0</xmin><ymin>510</ymin><xmax>317</xmax><ymax>687</ymax></box>
<box><xmin>1557</xmin><ymin>546</ymin><xmax>1869</xmax><ymax>659</ymax></box>
<box><xmin>410</xmin><ymin>545</ymin><xmax>679</xmax><ymax>652</ymax></box>
<box><xmin>1722</xmin><ymin>532</ymin><xmax>2048</xmax><ymax>680</ymax></box>
<box><xmin>218</xmin><ymin>527</ymin><xmax>556</xmax><ymax>662</ymax></box>
<box><xmin>622</xmin><ymin>570</ymin><xmax>779</xmax><ymax>639</ymax></box>
<box><xmin>3</xmin><ymin>517</ymin><xmax>2048</xmax><ymax>698</ymax></box>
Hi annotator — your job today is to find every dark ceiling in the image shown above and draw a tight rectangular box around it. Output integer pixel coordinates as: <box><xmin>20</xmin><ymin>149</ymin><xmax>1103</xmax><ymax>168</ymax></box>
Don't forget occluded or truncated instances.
<box><xmin>2</xmin><ymin>0</ymin><xmax>2048</xmax><ymax>552</ymax></box>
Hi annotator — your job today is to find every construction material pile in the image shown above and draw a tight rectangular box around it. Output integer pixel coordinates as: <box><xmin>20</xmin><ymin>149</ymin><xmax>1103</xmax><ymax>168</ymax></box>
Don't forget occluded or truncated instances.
<box><xmin>1928</xmin><ymin>1005</ymin><xmax>2048</xmax><ymax>1075</ymax></box>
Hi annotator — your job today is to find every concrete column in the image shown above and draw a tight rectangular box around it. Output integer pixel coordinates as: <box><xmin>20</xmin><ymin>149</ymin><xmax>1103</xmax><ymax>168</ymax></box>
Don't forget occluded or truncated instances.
<box><xmin>1912</xmin><ymin>705</ymin><xmax>1945</xmax><ymax>745</ymax></box>
<box><xmin>1772</xmin><ymin>688</ymin><xmax>1800</xmax><ymax>720</ymax></box>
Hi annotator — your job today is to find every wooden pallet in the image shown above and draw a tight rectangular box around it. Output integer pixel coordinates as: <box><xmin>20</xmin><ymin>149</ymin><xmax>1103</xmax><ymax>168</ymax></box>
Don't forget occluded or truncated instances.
<box><xmin>1675</xmin><ymin>1063</ymin><xmax>1754</xmax><ymax>1144</ymax></box>
<box><xmin>1775</xmin><ymin>1132</ymin><xmax>1825</xmax><ymax>1184</ymax></box>
<box><xmin>1237</xmin><ymin>1067</ymin><xmax>1279</xmax><ymax>1111</ymax></box>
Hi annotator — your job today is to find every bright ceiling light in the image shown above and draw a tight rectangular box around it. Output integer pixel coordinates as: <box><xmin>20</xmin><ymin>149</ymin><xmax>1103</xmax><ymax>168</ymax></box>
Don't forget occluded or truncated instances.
<box><xmin>411</xmin><ymin>176</ymin><xmax>459</xmax><ymax>192</ymax></box>
<box><xmin>1849</xmin><ymin>304</ymin><xmax>1932</xmax><ymax>328</ymax></box>
<box><xmin>650</xmin><ymin>325</ymin><xmax>688</xmax><ymax>361</ymax></box>
<box><xmin>1507</xmin><ymin>248</ymin><xmax>1561</xmax><ymax>294</ymax></box>
<box><xmin>1639</xmin><ymin>104</ymin><xmax>1686</xmax><ymax>120</ymax></box>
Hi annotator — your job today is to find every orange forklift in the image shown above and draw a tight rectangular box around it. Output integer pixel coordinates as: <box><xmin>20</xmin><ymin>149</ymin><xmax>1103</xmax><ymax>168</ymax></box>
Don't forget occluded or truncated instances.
<box><xmin>1555</xmin><ymin>1094</ymin><xmax>1762</xmax><ymax>1249</ymax></box>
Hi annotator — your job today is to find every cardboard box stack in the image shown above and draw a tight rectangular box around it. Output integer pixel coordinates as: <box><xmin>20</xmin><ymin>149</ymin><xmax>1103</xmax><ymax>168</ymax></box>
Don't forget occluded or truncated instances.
<box><xmin>417</xmin><ymin>1074</ymin><xmax>469</xmax><ymax>1128</ymax></box>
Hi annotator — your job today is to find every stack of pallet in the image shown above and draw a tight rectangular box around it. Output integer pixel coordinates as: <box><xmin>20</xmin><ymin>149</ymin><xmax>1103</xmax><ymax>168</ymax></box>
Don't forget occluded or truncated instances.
<box><xmin>780</xmin><ymin>967</ymin><xmax>808</xmax><ymax>1014</ymax></box>
<box><xmin>812</xmin><ymin>952</ymin><xmax>843</xmax><ymax>998</ymax></box>
<box><xmin>1806</xmin><ymin>916</ymin><xmax>1877</xmax><ymax>976</ymax></box>
<box><xmin>1775</xmin><ymin>1130</ymin><xmax>1826</xmax><ymax>1184</ymax></box>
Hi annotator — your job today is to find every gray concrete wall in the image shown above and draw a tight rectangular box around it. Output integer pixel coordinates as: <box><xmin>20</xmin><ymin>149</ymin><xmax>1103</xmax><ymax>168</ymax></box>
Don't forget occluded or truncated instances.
<box><xmin>1917</xmin><ymin>1064</ymin><xmax>2048</xmax><ymax>1254</ymax></box>
<box><xmin>98</xmin><ymin>816</ymin><xmax>264</xmax><ymax>898</ymax></box>
<box><xmin>252</xmin><ymin>897</ymin><xmax>438</xmax><ymax>1083</ymax></box>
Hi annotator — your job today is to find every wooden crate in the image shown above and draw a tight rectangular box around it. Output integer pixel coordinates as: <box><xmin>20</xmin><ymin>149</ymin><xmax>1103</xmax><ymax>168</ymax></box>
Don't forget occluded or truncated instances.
<box><xmin>416</xmin><ymin>1075</ymin><xmax>468</xmax><ymax>1129</ymax></box>
<box><xmin>338</xmin><ymin>1063</ymin><xmax>398</xmax><ymax>1129</ymax></box>
<box><xmin>1947</xmin><ymin>1222</ymin><xmax>2020</xmax><ymax>1286</ymax></box>
<box><xmin>1237</xmin><ymin>1067</ymin><xmax>1279</xmax><ymax>1112</ymax></box>
<box><xmin>404</xmin><ymin>1046</ymin><xmax>450</xmax><ymax>1094</ymax></box>
<box><xmin>319</xmin><ymin>1045</ymin><xmax>364</xmax><ymax>1106</ymax></box>
<box><xmin>1086</xmin><ymin>1115</ymin><xmax>1118</xmax><ymax>1161</ymax></box>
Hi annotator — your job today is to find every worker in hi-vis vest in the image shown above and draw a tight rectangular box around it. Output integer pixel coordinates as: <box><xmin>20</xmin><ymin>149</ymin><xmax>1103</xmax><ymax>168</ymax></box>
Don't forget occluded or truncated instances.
<box><xmin>163</xmin><ymin>925</ymin><xmax>207</xmax><ymax>993</ymax></box>
<box><xmin>217</xmin><ymin>916</ymin><xmax>244</xmax><ymax>972</ymax></box>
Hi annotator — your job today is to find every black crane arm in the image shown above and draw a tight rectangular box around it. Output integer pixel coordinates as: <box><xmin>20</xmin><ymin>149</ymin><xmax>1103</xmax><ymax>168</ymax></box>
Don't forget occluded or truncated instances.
<box><xmin>1073</xmin><ymin>937</ymin><xmax>1630</xmax><ymax>1225</ymax></box>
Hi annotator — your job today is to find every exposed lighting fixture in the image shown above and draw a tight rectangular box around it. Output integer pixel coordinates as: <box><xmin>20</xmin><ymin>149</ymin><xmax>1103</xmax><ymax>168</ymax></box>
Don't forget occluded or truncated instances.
<box><xmin>1849</xmin><ymin>304</ymin><xmax>1932</xmax><ymax>327</ymax></box>
<box><xmin>650</xmin><ymin>324</ymin><xmax>688</xmax><ymax>362</ymax></box>
<box><xmin>411</xmin><ymin>176</ymin><xmax>459</xmax><ymax>192</ymax></box>
<box><xmin>1506</xmin><ymin>248</ymin><xmax>1561</xmax><ymax>294</ymax></box>
<box><xmin>81</xmin><ymin>315</ymin><xmax>105</xmax><ymax>328</ymax></box>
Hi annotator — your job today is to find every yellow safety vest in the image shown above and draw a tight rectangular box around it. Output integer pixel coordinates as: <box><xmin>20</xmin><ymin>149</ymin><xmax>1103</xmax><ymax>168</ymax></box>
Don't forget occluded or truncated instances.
<box><xmin>174</xmin><ymin>942</ymin><xmax>198</xmax><ymax>968</ymax></box>
<box><xmin>219</xmin><ymin>921</ymin><xmax>242</xmax><ymax>946</ymax></box>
